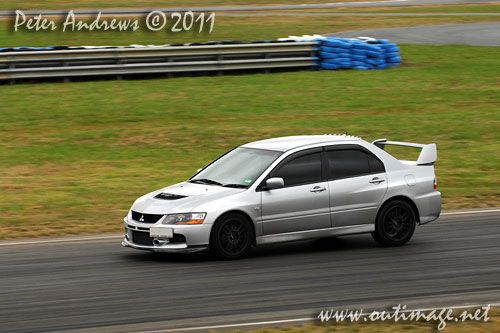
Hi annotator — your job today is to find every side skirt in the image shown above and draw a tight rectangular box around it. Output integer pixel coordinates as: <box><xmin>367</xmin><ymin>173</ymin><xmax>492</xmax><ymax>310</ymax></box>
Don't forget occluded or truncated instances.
<box><xmin>256</xmin><ymin>224</ymin><xmax>375</xmax><ymax>246</ymax></box>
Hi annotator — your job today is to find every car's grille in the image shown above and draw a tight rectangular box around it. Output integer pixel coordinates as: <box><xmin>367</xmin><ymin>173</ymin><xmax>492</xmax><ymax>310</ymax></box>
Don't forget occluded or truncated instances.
<box><xmin>154</xmin><ymin>193</ymin><xmax>187</xmax><ymax>200</ymax></box>
<box><xmin>131</xmin><ymin>230</ymin><xmax>153</xmax><ymax>246</ymax></box>
<box><xmin>131</xmin><ymin>211</ymin><xmax>164</xmax><ymax>223</ymax></box>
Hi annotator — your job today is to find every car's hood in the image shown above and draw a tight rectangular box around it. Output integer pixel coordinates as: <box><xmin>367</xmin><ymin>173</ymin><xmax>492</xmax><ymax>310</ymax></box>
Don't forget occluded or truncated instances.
<box><xmin>131</xmin><ymin>181</ymin><xmax>246</xmax><ymax>214</ymax></box>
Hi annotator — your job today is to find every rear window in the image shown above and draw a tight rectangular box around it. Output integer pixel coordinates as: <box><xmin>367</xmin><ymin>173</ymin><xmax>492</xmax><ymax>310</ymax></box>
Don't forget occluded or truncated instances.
<box><xmin>367</xmin><ymin>153</ymin><xmax>385</xmax><ymax>173</ymax></box>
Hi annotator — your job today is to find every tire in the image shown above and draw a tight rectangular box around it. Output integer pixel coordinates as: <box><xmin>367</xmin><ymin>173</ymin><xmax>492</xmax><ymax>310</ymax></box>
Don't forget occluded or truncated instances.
<box><xmin>372</xmin><ymin>200</ymin><xmax>416</xmax><ymax>247</ymax></box>
<box><xmin>209</xmin><ymin>213</ymin><xmax>254</xmax><ymax>260</ymax></box>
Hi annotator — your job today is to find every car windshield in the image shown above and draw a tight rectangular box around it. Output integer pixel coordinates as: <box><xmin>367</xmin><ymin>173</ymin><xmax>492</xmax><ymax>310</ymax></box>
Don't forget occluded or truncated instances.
<box><xmin>190</xmin><ymin>147</ymin><xmax>282</xmax><ymax>187</ymax></box>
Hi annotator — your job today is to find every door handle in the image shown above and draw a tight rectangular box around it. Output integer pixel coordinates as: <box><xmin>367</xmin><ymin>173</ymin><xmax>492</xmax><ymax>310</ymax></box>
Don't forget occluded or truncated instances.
<box><xmin>310</xmin><ymin>186</ymin><xmax>326</xmax><ymax>193</ymax></box>
<box><xmin>369</xmin><ymin>177</ymin><xmax>385</xmax><ymax>184</ymax></box>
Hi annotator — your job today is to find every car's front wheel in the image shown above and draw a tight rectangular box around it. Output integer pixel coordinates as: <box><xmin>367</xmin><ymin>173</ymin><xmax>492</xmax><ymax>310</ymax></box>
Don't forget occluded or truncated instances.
<box><xmin>372</xmin><ymin>200</ymin><xmax>416</xmax><ymax>246</ymax></box>
<box><xmin>210</xmin><ymin>213</ymin><xmax>254</xmax><ymax>260</ymax></box>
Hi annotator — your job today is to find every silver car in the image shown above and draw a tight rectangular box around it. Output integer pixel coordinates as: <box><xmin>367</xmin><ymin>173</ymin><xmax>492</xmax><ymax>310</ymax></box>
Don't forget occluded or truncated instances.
<box><xmin>122</xmin><ymin>134</ymin><xmax>441</xmax><ymax>259</ymax></box>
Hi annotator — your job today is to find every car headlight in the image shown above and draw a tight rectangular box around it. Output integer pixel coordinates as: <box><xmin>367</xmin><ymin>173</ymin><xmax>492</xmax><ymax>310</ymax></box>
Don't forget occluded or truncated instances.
<box><xmin>161</xmin><ymin>213</ymin><xmax>206</xmax><ymax>225</ymax></box>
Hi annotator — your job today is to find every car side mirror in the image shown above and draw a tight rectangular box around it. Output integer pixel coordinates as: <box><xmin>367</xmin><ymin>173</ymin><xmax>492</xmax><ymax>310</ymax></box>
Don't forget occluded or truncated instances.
<box><xmin>265</xmin><ymin>177</ymin><xmax>284</xmax><ymax>190</ymax></box>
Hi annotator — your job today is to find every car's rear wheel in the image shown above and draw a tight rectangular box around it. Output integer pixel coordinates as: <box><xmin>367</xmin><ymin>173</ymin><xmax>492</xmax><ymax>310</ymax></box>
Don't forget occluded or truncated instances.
<box><xmin>210</xmin><ymin>213</ymin><xmax>253</xmax><ymax>260</ymax></box>
<box><xmin>372</xmin><ymin>200</ymin><xmax>416</xmax><ymax>246</ymax></box>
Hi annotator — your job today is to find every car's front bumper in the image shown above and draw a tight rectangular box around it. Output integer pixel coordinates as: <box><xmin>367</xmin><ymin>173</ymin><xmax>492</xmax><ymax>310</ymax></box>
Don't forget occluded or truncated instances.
<box><xmin>121</xmin><ymin>237</ymin><xmax>207</xmax><ymax>253</ymax></box>
<box><xmin>122</xmin><ymin>217</ymin><xmax>211</xmax><ymax>253</ymax></box>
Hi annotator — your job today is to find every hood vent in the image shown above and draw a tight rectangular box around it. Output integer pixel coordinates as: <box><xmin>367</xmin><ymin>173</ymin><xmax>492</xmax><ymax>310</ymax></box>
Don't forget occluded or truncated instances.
<box><xmin>154</xmin><ymin>193</ymin><xmax>187</xmax><ymax>200</ymax></box>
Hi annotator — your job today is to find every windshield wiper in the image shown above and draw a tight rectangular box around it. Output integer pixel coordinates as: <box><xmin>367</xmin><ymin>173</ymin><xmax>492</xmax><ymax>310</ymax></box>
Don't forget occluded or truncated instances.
<box><xmin>222</xmin><ymin>183</ymin><xmax>249</xmax><ymax>188</ymax></box>
<box><xmin>189</xmin><ymin>178</ymin><xmax>223</xmax><ymax>186</ymax></box>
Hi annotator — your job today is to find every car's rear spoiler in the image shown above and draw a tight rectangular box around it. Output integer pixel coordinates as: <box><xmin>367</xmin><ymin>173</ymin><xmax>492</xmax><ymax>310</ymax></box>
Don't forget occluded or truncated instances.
<box><xmin>372</xmin><ymin>139</ymin><xmax>437</xmax><ymax>165</ymax></box>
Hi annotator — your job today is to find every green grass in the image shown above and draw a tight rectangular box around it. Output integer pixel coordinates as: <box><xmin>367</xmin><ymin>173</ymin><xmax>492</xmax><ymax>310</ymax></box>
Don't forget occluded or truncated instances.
<box><xmin>0</xmin><ymin>44</ymin><xmax>499</xmax><ymax>239</ymax></box>
<box><xmin>3</xmin><ymin>0</ymin><xmax>500</xmax><ymax>10</ymax></box>
<box><xmin>1</xmin><ymin>15</ymin><xmax>499</xmax><ymax>48</ymax></box>
<box><xmin>356</xmin><ymin>3</ymin><xmax>500</xmax><ymax>13</ymax></box>
<box><xmin>1</xmin><ymin>0</ymin><xmax>499</xmax><ymax>11</ymax></box>
<box><xmin>1</xmin><ymin>0</ymin><xmax>379</xmax><ymax>10</ymax></box>
<box><xmin>274</xmin><ymin>3</ymin><xmax>500</xmax><ymax>13</ymax></box>
<box><xmin>234</xmin><ymin>308</ymin><xmax>500</xmax><ymax>333</ymax></box>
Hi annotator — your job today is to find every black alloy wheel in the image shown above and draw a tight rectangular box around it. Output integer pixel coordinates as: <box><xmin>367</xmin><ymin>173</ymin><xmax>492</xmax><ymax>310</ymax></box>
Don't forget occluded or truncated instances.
<box><xmin>210</xmin><ymin>213</ymin><xmax>253</xmax><ymax>259</ymax></box>
<box><xmin>372</xmin><ymin>200</ymin><xmax>416</xmax><ymax>247</ymax></box>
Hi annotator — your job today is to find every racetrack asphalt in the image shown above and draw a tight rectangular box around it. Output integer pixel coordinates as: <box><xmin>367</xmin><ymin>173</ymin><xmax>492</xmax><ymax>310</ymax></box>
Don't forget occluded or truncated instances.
<box><xmin>1</xmin><ymin>210</ymin><xmax>499</xmax><ymax>332</ymax></box>
<box><xmin>325</xmin><ymin>22</ymin><xmax>500</xmax><ymax>46</ymax></box>
<box><xmin>0</xmin><ymin>0</ymin><xmax>498</xmax><ymax>17</ymax></box>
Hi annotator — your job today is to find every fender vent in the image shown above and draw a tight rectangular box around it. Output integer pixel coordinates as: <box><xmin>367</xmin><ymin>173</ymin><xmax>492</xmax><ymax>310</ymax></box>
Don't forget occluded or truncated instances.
<box><xmin>154</xmin><ymin>193</ymin><xmax>187</xmax><ymax>200</ymax></box>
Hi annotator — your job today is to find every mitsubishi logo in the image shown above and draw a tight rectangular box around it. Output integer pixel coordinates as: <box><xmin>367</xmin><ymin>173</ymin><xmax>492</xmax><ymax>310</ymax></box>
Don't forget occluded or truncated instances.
<box><xmin>139</xmin><ymin>215</ymin><xmax>145</xmax><ymax>222</ymax></box>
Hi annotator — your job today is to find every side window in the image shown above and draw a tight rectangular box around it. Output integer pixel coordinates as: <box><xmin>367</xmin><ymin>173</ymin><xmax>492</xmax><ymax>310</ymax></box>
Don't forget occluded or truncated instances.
<box><xmin>327</xmin><ymin>149</ymin><xmax>370</xmax><ymax>179</ymax></box>
<box><xmin>327</xmin><ymin>149</ymin><xmax>385</xmax><ymax>179</ymax></box>
<box><xmin>272</xmin><ymin>152</ymin><xmax>322</xmax><ymax>187</ymax></box>
<box><xmin>367</xmin><ymin>153</ymin><xmax>385</xmax><ymax>173</ymax></box>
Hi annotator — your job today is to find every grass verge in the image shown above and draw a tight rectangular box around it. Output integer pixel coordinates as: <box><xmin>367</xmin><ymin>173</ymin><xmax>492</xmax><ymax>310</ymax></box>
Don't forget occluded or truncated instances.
<box><xmin>2</xmin><ymin>0</ymin><xmax>384</xmax><ymax>11</ymax></box>
<box><xmin>265</xmin><ymin>2</ymin><xmax>500</xmax><ymax>14</ymax></box>
<box><xmin>0</xmin><ymin>44</ymin><xmax>499</xmax><ymax>239</ymax></box>
<box><xmin>230</xmin><ymin>308</ymin><xmax>499</xmax><ymax>333</ymax></box>
<box><xmin>1</xmin><ymin>15</ymin><xmax>500</xmax><ymax>47</ymax></box>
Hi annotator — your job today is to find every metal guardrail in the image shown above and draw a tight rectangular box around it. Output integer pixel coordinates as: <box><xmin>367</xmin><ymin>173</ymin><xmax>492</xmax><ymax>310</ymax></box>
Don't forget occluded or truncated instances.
<box><xmin>0</xmin><ymin>42</ymin><xmax>318</xmax><ymax>83</ymax></box>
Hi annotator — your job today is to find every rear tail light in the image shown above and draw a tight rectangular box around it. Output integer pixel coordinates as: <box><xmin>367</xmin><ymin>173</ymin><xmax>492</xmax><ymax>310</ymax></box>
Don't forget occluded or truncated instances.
<box><xmin>433</xmin><ymin>178</ymin><xmax>437</xmax><ymax>189</ymax></box>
